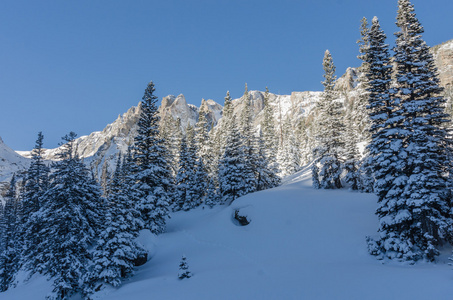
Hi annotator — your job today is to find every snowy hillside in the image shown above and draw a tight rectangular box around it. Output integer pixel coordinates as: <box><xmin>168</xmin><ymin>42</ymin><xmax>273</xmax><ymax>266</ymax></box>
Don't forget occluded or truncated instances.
<box><xmin>4</xmin><ymin>167</ymin><xmax>453</xmax><ymax>300</ymax></box>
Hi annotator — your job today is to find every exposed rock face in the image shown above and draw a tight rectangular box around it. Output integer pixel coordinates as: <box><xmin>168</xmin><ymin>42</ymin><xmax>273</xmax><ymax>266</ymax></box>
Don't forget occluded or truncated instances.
<box><xmin>432</xmin><ymin>39</ymin><xmax>453</xmax><ymax>88</ymax></box>
<box><xmin>335</xmin><ymin>67</ymin><xmax>359</xmax><ymax>93</ymax></box>
<box><xmin>159</xmin><ymin>94</ymin><xmax>201</xmax><ymax>130</ymax></box>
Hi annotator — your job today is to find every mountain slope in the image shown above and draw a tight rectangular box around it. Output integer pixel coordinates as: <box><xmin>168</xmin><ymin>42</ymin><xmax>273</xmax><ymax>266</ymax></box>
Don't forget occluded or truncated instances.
<box><xmin>4</xmin><ymin>167</ymin><xmax>453</xmax><ymax>299</ymax></box>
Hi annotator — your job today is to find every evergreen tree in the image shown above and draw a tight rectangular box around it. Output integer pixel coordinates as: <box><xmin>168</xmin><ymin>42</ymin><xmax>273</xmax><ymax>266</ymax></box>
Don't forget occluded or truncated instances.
<box><xmin>219</xmin><ymin>114</ymin><xmax>249</xmax><ymax>204</ymax></box>
<box><xmin>160</xmin><ymin>116</ymin><xmax>182</xmax><ymax>177</ymax></box>
<box><xmin>261</xmin><ymin>87</ymin><xmax>278</xmax><ymax>164</ymax></box>
<box><xmin>278</xmin><ymin>116</ymin><xmax>301</xmax><ymax>177</ymax></box>
<box><xmin>21</xmin><ymin>132</ymin><xmax>50</xmax><ymax>273</ymax></box>
<box><xmin>354</xmin><ymin>16</ymin><xmax>376</xmax><ymax>193</ymax></box>
<box><xmin>355</xmin><ymin>17</ymin><xmax>372</xmax><ymax>141</ymax></box>
<box><xmin>205</xmin><ymin>92</ymin><xmax>233</xmax><ymax>208</ymax></box>
<box><xmin>195</xmin><ymin>105</ymin><xmax>211</xmax><ymax>166</ymax></box>
<box><xmin>343</xmin><ymin>101</ymin><xmax>360</xmax><ymax>190</ymax></box>
<box><xmin>193</xmin><ymin>156</ymin><xmax>208</xmax><ymax>205</ymax></box>
<box><xmin>27</xmin><ymin>132</ymin><xmax>104</xmax><ymax>299</ymax></box>
<box><xmin>0</xmin><ymin>175</ymin><xmax>20</xmax><ymax>292</ymax></box>
<box><xmin>88</xmin><ymin>155</ymin><xmax>144</xmax><ymax>292</ymax></box>
<box><xmin>132</xmin><ymin>81</ymin><xmax>172</xmax><ymax>234</ymax></box>
<box><xmin>239</xmin><ymin>84</ymin><xmax>258</xmax><ymax>194</ymax></box>
<box><xmin>255</xmin><ymin>135</ymin><xmax>281</xmax><ymax>191</ymax></box>
<box><xmin>205</xmin><ymin>127</ymin><xmax>221</xmax><ymax>208</ymax></box>
<box><xmin>21</xmin><ymin>132</ymin><xmax>49</xmax><ymax>221</ymax></box>
<box><xmin>312</xmin><ymin>50</ymin><xmax>344</xmax><ymax>189</ymax></box>
<box><xmin>174</xmin><ymin>133</ymin><xmax>197</xmax><ymax>211</ymax></box>
<box><xmin>178</xmin><ymin>255</ymin><xmax>192</xmax><ymax>279</ymax></box>
<box><xmin>369</xmin><ymin>2</ymin><xmax>452</xmax><ymax>261</ymax></box>
<box><xmin>365</xmin><ymin>5</ymin><xmax>452</xmax><ymax>261</ymax></box>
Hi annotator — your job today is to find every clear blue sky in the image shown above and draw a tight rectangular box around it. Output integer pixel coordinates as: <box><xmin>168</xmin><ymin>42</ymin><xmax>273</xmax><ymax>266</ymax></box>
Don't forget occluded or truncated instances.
<box><xmin>1</xmin><ymin>0</ymin><xmax>452</xmax><ymax>150</ymax></box>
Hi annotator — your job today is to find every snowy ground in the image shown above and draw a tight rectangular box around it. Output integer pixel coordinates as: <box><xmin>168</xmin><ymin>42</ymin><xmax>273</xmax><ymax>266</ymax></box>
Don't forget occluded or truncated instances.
<box><xmin>4</xmin><ymin>167</ymin><xmax>453</xmax><ymax>299</ymax></box>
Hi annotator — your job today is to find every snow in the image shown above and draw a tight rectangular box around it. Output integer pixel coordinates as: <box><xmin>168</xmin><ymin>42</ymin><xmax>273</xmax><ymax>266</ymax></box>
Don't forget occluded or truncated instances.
<box><xmin>4</xmin><ymin>166</ymin><xmax>453</xmax><ymax>299</ymax></box>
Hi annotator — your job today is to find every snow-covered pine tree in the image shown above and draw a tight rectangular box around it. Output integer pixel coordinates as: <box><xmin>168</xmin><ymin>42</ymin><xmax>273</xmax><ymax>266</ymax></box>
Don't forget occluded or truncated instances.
<box><xmin>355</xmin><ymin>17</ymin><xmax>372</xmax><ymax>141</ymax></box>
<box><xmin>298</xmin><ymin>117</ymin><xmax>316</xmax><ymax>165</ymax></box>
<box><xmin>21</xmin><ymin>132</ymin><xmax>50</xmax><ymax>274</ymax></box>
<box><xmin>195</xmin><ymin>105</ymin><xmax>211</xmax><ymax>165</ymax></box>
<box><xmin>205</xmin><ymin>92</ymin><xmax>234</xmax><ymax>208</ymax></box>
<box><xmin>160</xmin><ymin>115</ymin><xmax>182</xmax><ymax>177</ymax></box>
<box><xmin>365</xmin><ymin>15</ymin><xmax>401</xmax><ymax>205</ymax></box>
<box><xmin>204</xmin><ymin>127</ymin><xmax>221</xmax><ymax>208</ymax></box>
<box><xmin>278</xmin><ymin>116</ymin><xmax>300</xmax><ymax>177</ymax></box>
<box><xmin>132</xmin><ymin>81</ymin><xmax>172</xmax><ymax>234</ymax></box>
<box><xmin>88</xmin><ymin>154</ymin><xmax>144</xmax><ymax>292</ymax></box>
<box><xmin>239</xmin><ymin>83</ymin><xmax>258</xmax><ymax>194</ymax></box>
<box><xmin>184</xmin><ymin>126</ymin><xmax>203</xmax><ymax>210</ymax></box>
<box><xmin>0</xmin><ymin>175</ymin><xmax>20</xmax><ymax>292</ymax></box>
<box><xmin>343</xmin><ymin>101</ymin><xmax>360</xmax><ymax>190</ymax></box>
<box><xmin>21</xmin><ymin>132</ymin><xmax>49</xmax><ymax>222</ymax></box>
<box><xmin>193</xmin><ymin>156</ymin><xmax>208</xmax><ymax>205</ymax></box>
<box><xmin>255</xmin><ymin>135</ymin><xmax>281</xmax><ymax>191</ymax></box>
<box><xmin>354</xmin><ymin>17</ymin><xmax>375</xmax><ymax>193</ymax></box>
<box><xmin>369</xmin><ymin>1</ymin><xmax>452</xmax><ymax>261</ymax></box>
<box><xmin>178</xmin><ymin>255</ymin><xmax>192</xmax><ymax>279</ymax></box>
<box><xmin>261</xmin><ymin>87</ymin><xmax>278</xmax><ymax>164</ymax></box>
<box><xmin>218</xmin><ymin>91</ymin><xmax>234</xmax><ymax>157</ymax></box>
<box><xmin>174</xmin><ymin>134</ymin><xmax>189</xmax><ymax>211</ymax></box>
<box><xmin>175</xmin><ymin>131</ymin><xmax>197</xmax><ymax>211</ymax></box>
<box><xmin>312</xmin><ymin>50</ymin><xmax>344</xmax><ymax>189</ymax></box>
<box><xmin>364</xmin><ymin>17</ymin><xmax>402</xmax><ymax>259</ymax></box>
<box><xmin>27</xmin><ymin>132</ymin><xmax>104</xmax><ymax>299</ymax></box>
<box><xmin>219</xmin><ymin>114</ymin><xmax>249</xmax><ymax>204</ymax></box>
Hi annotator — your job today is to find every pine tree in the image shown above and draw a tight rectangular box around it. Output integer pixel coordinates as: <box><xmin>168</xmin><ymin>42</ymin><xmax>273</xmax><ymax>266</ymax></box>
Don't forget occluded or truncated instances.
<box><xmin>278</xmin><ymin>116</ymin><xmax>300</xmax><ymax>177</ymax></box>
<box><xmin>88</xmin><ymin>155</ymin><xmax>144</xmax><ymax>292</ymax></box>
<box><xmin>205</xmin><ymin>92</ymin><xmax>233</xmax><ymax>208</ymax></box>
<box><xmin>312</xmin><ymin>50</ymin><xmax>344</xmax><ymax>189</ymax></box>
<box><xmin>0</xmin><ymin>175</ymin><xmax>20</xmax><ymax>292</ymax></box>
<box><xmin>354</xmin><ymin>16</ymin><xmax>376</xmax><ymax>193</ymax></box>
<box><xmin>21</xmin><ymin>132</ymin><xmax>50</xmax><ymax>273</ymax></box>
<box><xmin>195</xmin><ymin>105</ymin><xmax>211</xmax><ymax>166</ymax></box>
<box><xmin>376</xmin><ymin>2</ymin><xmax>451</xmax><ymax>261</ymax></box>
<box><xmin>205</xmin><ymin>127</ymin><xmax>221</xmax><ymax>208</ymax></box>
<box><xmin>261</xmin><ymin>87</ymin><xmax>278</xmax><ymax>164</ymax></box>
<box><xmin>174</xmin><ymin>132</ymin><xmax>197</xmax><ymax>211</ymax></box>
<box><xmin>21</xmin><ymin>132</ymin><xmax>49</xmax><ymax>221</ymax></box>
<box><xmin>132</xmin><ymin>81</ymin><xmax>172</xmax><ymax>234</ymax></box>
<box><xmin>219</xmin><ymin>114</ymin><xmax>250</xmax><ymax>204</ymax></box>
<box><xmin>26</xmin><ymin>132</ymin><xmax>104</xmax><ymax>299</ymax></box>
<box><xmin>255</xmin><ymin>135</ymin><xmax>281</xmax><ymax>191</ymax></box>
<box><xmin>343</xmin><ymin>101</ymin><xmax>360</xmax><ymax>190</ymax></box>
<box><xmin>178</xmin><ymin>255</ymin><xmax>192</xmax><ymax>279</ymax></box>
<box><xmin>160</xmin><ymin>116</ymin><xmax>182</xmax><ymax>177</ymax></box>
<box><xmin>367</xmin><ymin>4</ymin><xmax>452</xmax><ymax>261</ymax></box>
<box><xmin>239</xmin><ymin>84</ymin><xmax>258</xmax><ymax>194</ymax></box>
<box><xmin>355</xmin><ymin>17</ymin><xmax>372</xmax><ymax>141</ymax></box>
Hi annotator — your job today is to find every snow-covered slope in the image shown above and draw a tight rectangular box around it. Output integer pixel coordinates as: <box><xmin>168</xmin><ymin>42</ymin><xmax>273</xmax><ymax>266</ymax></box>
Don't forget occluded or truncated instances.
<box><xmin>4</xmin><ymin>167</ymin><xmax>453</xmax><ymax>299</ymax></box>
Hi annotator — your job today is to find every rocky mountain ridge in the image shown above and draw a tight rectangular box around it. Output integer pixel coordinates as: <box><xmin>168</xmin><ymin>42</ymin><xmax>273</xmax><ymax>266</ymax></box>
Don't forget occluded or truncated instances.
<box><xmin>1</xmin><ymin>39</ymin><xmax>452</xmax><ymax>189</ymax></box>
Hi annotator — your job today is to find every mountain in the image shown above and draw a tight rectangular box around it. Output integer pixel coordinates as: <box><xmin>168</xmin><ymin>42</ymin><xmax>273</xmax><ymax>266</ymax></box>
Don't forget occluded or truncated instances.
<box><xmin>8</xmin><ymin>90</ymin><xmax>322</xmax><ymax>185</ymax></box>
<box><xmin>1</xmin><ymin>39</ymin><xmax>452</xmax><ymax>188</ymax></box>
<box><xmin>3</xmin><ymin>167</ymin><xmax>453</xmax><ymax>299</ymax></box>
